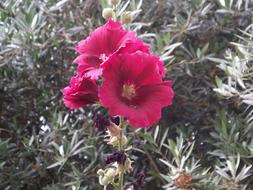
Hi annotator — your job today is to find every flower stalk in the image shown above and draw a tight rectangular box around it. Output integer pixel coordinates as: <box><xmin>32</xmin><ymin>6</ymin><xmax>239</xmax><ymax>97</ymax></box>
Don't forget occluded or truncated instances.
<box><xmin>97</xmin><ymin>117</ymin><xmax>130</xmax><ymax>190</ymax></box>
<box><xmin>118</xmin><ymin>120</ymin><xmax>125</xmax><ymax>190</ymax></box>
<box><xmin>62</xmin><ymin>0</ymin><xmax>173</xmax><ymax>189</ymax></box>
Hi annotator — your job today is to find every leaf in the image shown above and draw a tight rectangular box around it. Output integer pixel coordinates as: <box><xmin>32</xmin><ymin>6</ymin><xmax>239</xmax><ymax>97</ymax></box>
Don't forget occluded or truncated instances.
<box><xmin>219</xmin><ymin>0</ymin><xmax>226</xmax><ymax>7</ymax></box>
<box><xmin>160</xmin><ymin>159</ymin><xmax>175</xmax><ymax>170</ymax></box>
<box><xmin>59</xmin><ymin>145</ymin><xmax>64</xmax><ymax>157</ymax></box>
<box><xmin>236</xmin><ymin>165</ymin><xmax>252</xmax><ymax>182</ymax></box>
<box><xmin>185</xmin><ymin>142</ymin><xmax>195</xmax><ymax>161</ymax></box>
<box><xmin>137</xmin><ymin>0</ymin><xmax>143</xmax><ymax>10</ymax></box>
<box><xmin>153</xmin><ymin>125</ymin><xmax>159</xmax><ymax>143</ymax></box>
<box><xmin>47</xmin><ymin>161</ymin><xmax>63</xmax><ymax>169</ymax></box>
<box><xmin>226</xmin><ymin>159</ymin><xmax>236</xmax><ymax>178</ymax></box>
<box><xmin>49</xmin><ymin>0</ymin><xmax>70</xmax><ymax>12</ymax></box>
<box><xmin>164</xmin><ymin>32</ymin><xmax>171</xmax><ymax>46</ymax></box>
<box><xmin>207</xmin><ymin>57</ymin><xmax>228</xmax><ymax>64</ymax></box>
<box><xmin>31</xmin><ymin>13</ymin><xmax>38</xmax><ymax>30</ymax></box>
<box><xmin>28</xmin><ymin>135</ymin><xmax>34</xmax><ymax>146</ymax></box>
<box><xmin>162</xmin><ymin>42</ymin><xmax>182</xmax><ymax>57</ymax></box>
<box><xmin>215</xmin><ymin>166</ymin><xmax>230</xmax><ymax>180</ymax></box>
<box><xmin>117</xmin><ymin>0</ymin><xmax>130</xmax><ymax>16</ymax></box>
<box><xmin>159</xmin><ymin>128</ymin><xmax>169</xmax><ymax>149</ymax></box>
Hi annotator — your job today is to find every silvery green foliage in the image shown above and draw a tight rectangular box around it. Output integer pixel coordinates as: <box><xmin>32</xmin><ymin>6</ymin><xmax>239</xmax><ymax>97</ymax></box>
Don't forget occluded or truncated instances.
<box><xmin>160</xmin><ymin>135</ymin><xmax>210</xmax><ymax>190</ymax></box>
<box><xmin>215</xmin><ymin>154</ymin><xmax>252</xmax><ymax>190</ymax></box>
<box><xmin>208</xmin><ymin>111</ymin><xmax>253</xmax><ymax>158</ymax></box>
<box><xmin>209</xmin><ymin>27</ymin><xmax>253</xmax><ymax>125</ymax></box>
<box><xmin>0</xmin><ymin>0</ymin><xmax>102</xmax><ymax>189</ymax></box>
<box><xmin>1</xmin><ymin>0</ymin><xmax>253</xmax><ymax>189</ymax></box>
<box><xmin>0</xmin><ymin>0</ymin><xmax>47</xmax><ymax>69</ymax></box>
<box><xmin>159</xmin><ymin>134</ymin><xmax>252</xmax><ymax>190</ymax></box>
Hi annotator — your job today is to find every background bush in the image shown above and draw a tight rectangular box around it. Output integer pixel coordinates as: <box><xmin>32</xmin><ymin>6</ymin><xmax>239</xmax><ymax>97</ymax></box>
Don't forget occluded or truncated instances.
<box><xmin>0</xmin><ymin>0</ymin><xmax>253</xmax><ymax>189</ymax></box>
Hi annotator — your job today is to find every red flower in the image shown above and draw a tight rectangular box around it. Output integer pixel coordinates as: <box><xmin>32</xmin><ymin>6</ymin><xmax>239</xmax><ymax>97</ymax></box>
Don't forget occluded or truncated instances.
<box><xmin>99</xmin><ymin>51</ymin><xmax>174</xmax><ymax>128</ymax></box>
<box><xmin>74</xmin><ymin>19</ymin><xmax>149</xmax><ymax>80</ymax></box>
<box><xmin>62</xmin><ymin>76</ymin><xmax>98</xmax><ymax>109</ymax></box>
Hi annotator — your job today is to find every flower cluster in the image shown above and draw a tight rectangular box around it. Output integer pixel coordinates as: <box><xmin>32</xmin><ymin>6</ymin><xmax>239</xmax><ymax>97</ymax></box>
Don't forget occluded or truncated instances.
<box><xmin>62</xmin><ymin>19</ymin><xmax>174</xmax><ymax>128</ymax></box>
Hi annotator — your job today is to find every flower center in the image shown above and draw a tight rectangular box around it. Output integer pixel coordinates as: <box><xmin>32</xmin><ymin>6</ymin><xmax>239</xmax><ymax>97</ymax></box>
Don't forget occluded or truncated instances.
<box><xmin>99</xmin><ymin>53</ymin><xmax>108</xmax><ymax>61</ymax></box>
<box><xmin>121</xmin><ymin>83</ymin><xmax>136</xmax><ymax>100</ymax></box>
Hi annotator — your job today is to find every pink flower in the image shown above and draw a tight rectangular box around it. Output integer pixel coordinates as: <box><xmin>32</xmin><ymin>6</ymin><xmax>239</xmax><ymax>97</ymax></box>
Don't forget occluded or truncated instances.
<box><xmin>156</xmin><ymin>58</ymin><xmax>166</xmax><ymax>77</ymax></box>
<box><xmin>74</xmin><ymin>19</ymin><xmax>149</xmax><ymax>80</ymax></box>
<box><xmin>99</xmin><ymin>51</ymin><xmax>174</xmax><ymax>128</ymax></box>
<box><xmin>62</xmin><ymin>76</ymin><xmax>98</xmax><ymax>109</ymax></box>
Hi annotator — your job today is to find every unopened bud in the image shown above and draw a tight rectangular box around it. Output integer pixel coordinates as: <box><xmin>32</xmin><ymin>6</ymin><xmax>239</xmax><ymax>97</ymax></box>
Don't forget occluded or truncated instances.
<box><xmin>107</xmin><ymin>122</ymin><xmax>122</xmax><ymax>137</ymax></box>
<box><xmin>98</xmin><ymin>168</ymin><xmax>117</xmax><ymax>186</ymax></box>
<box><xmin>97</xmin><ymin>169</ymin><xmax>104</xmax><ymax>176</ymax></box>
<box><xmin>108</xmin><ymin>135</ymin><xmax>128</xmax><ymax>147</ymax></box>
<box><xmin>108</xmin><ymin>0</ymin><xmax>120</xmax><ymax>6</ymax></box>
<box><xmin>121</xmin><ymin>11</ymin><xmax>133</xmax><ymax>24</ymax></box>
<box><xmin>115</xmin><ymin>158</ymin><xmax>133</xmax><ymax>173</ymax></box>
<box><xmin>102</xmin><ymin>8</ymin><xmax>115</xmax><ymax>20</ymax></box>
<box><xmin>109</xmin><ymin>136</ymin><xmax>119</xmax><ymax>146</ymax></box>
<box><xmin>117</xmin><ymin>163</ymin><xmax>125</xmax><ymax>173</ymax></box>
<box><xmin>121</xmin><ymin>135</ymin><xmax>128</xmax><ymax>146</ymax></box>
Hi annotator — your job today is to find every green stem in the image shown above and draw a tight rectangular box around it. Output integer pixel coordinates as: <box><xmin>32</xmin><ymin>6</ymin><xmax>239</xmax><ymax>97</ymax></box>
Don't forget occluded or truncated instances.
<box><xmin>119</xmin><ymin>171</ymin><xmax>124</xmax><ymax>190</ymax></box>
<box><xmin>119</xmin><ymin>123</ymin><xmax>123</xmax><ymax>150</ymax></box>
<box><xmin>118</xmin><ymin>118</ymin><xmax>124</xmax><ymax>190</ymax></box>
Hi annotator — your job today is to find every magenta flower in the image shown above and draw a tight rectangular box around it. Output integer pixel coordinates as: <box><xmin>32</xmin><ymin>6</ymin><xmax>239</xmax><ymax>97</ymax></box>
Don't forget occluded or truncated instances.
<box><xmin>74</xmin><ymin>19</ymin><xmax>149</xmax><ymax>80</ymax></box>
<box><xmin>62</xmin><ymin>76</ymin><xmax>98</xmax><ymax>109</ymax></box>
<box><xmin>99</xmin><ymin>51</ymin><xmax>174</xmax><ymax>128</ymax></box>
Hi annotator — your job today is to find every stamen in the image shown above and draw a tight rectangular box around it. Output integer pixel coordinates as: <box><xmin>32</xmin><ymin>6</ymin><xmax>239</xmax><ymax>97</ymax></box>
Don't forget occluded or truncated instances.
<box><xmin>122</xmin><ymin>83</ymin><xmax>136</xmax><ymax>100</ymax></box>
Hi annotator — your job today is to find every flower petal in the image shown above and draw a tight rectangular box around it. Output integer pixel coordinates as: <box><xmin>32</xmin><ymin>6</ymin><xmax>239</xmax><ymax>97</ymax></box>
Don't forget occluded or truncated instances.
<box><xmin>62</xmin><ymin>76</ymin><xmax>98</xmax><ymax>109</ymax></box>
<box><xmin>99</xmin><ymin>52</ymin><xmax>174</xmax><ymax>128</ymax></box>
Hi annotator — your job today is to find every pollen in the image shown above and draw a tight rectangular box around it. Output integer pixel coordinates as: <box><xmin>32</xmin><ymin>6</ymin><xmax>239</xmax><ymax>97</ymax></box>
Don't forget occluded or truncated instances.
<box><xmin>122</xmin><ymin>83</ymin><xmax>136</xmax><ymax>100</ymax></box>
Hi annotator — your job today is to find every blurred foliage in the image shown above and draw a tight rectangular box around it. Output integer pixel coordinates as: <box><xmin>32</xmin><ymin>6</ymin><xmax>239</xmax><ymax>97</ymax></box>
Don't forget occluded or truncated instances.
<box><xmin>0</xmin><ymin>0</ymin><xmax>253</xmax><ymax>189</ymax></box>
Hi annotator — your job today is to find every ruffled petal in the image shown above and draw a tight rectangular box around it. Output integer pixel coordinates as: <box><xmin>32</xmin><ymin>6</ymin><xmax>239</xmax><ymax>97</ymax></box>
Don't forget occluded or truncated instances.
<box><xmin>74</xmin><ymin>54</ymin><xmax>102</xmax><ymax>80</ymax></box>
<box><xmin>62</xmin><ymin>76</ymin><xmax>98</xmax><ymax>109</ymax></box>
<box><xmin>99</xmin><ymin>52</ymin><xmax>174</xmax><ymax>128</ymax></box>
<box><xmin>75</xmin><ymin>19</ymin><xmax>136</xmax><ymax>56</ymax></box>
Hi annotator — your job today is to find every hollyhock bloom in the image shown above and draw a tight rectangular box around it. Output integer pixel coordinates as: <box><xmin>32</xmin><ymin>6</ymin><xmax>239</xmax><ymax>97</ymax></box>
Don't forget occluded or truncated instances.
<box><xmin>117</xmin><ymin>41</ymin><xmax>166</xmax><ymax>77</ymax></box>
<box><xmin>99</xmin><ymin>51</ymin><xmax>174</xmax><ymax>128</ymax></box>
<box><xmin>157</xmin><ymin>58</ymin><xmax>166</xmax><ymax>77</ymax></box>
<box><xmin>62</xmin><ymin>76</ymin><xmax>98</xmax><ymax>109</ymax></box>
<box><xmin>74</xmin><ymin>19</ymin><xmax>149</xmax><ymax>80</ymax></box>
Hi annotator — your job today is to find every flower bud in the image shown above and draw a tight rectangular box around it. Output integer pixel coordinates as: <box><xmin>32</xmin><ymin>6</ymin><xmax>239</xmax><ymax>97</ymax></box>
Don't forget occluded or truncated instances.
<box><xmin>108</xmin><ymin>136</ymin><xmax>120</xmax><ymax>146</ymax></box>
<box><xmin>121</xmin><ymin>11</ymin><xmax>133</xmax><ymax>25</ymax></box>
<box><xmin>115</xmin><ymin>157</ymin><xmax>133</xmax><ymax>173</ymax></box>
<box><xmin>97</xmin><ymin>169</ymin><xmax>104</xmax><ymax>176</ymax></box>
<box><xmin>102</xmin><ymin>8</ymin><xmax>115</xmax><ymax>20</ymax></box>
<box><xmin>98</xmin><ymin>168</ymin><xmax>117</xmax><ymax>186</ymax></box>
<box><xmin>107</xmin><ymin>122</ymin><xmax>122</xmax><ymax>137</ymax></box>
<box><xmin>121</xmin><ymin>135</ymin><xmax>128</xmax><ymax>146</ymax></box>
<box><xmin>117</xmin><ymin>163</ymin><xmax>125</xmax><ymax>173</ymax></box>
<box><xmin>108</xmin><ymin>0</ymin><xmax>120</xmax><ymax>6</ymax></box>
<box><xmin>108</xmin><ymin>135</ymin><xmax>128</xmax><ymax>147</ymax></box>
